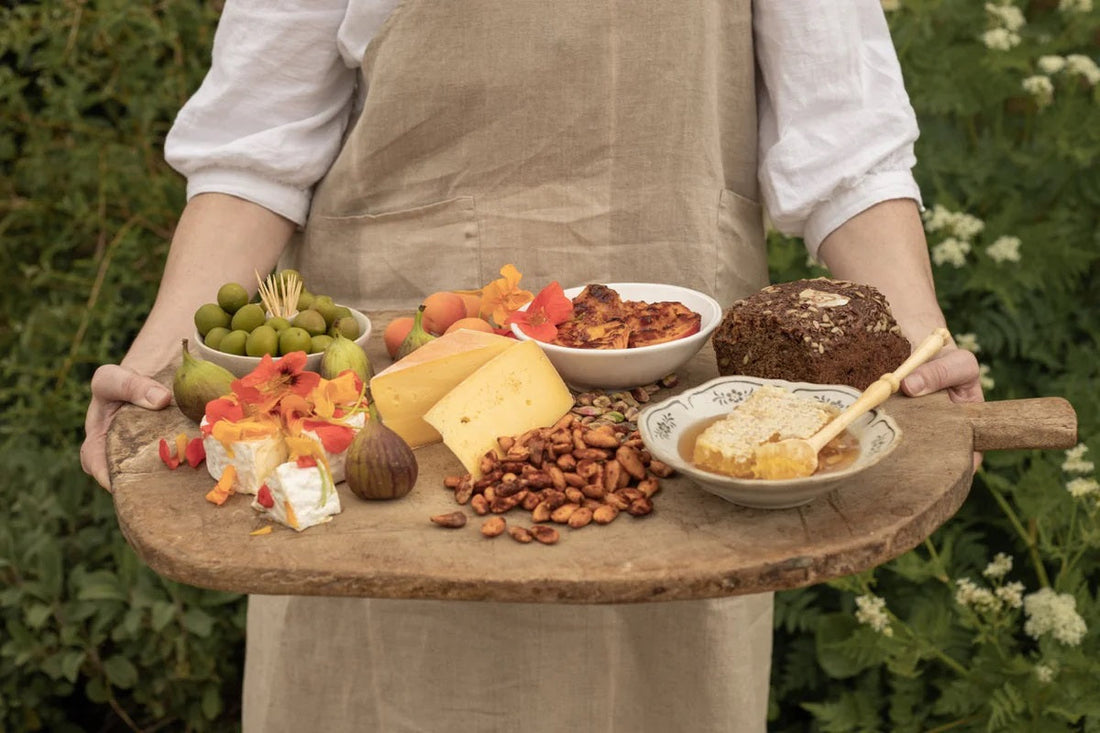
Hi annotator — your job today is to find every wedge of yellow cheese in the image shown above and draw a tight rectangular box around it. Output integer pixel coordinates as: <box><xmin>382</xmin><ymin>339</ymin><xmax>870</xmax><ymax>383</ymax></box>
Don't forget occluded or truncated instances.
<box><xmin>424</xmin><ymin>339</ymin><xmax>574</xmax><ymax>477</ymax></box>
<box><xmin>369</xmin><ymin>329</ymin><xmax>516</xmax><ymax>447</ymax></box>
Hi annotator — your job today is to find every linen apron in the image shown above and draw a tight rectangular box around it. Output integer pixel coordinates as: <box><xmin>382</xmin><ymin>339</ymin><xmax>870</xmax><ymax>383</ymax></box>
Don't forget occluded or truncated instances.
<box><xmin>260</xmin><ymin>0</ymin><xmax>773</xmax><ymax>730</ymax></box>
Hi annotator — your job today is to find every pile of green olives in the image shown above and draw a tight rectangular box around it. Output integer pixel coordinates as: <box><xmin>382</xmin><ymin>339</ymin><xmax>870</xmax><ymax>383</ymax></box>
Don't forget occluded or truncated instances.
<box><xmin>193</xmin><ymin>271</ymin><xmax>361</xmax><ymax>358</ymax></box>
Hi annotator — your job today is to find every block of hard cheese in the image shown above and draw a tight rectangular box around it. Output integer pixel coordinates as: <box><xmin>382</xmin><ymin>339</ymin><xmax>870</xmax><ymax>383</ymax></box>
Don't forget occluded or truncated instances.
<box><xmin>423</xmin><ymin>339</ymin><xmax>574</xmax><ymax>477</ymax></box>
<box><xmin>369</xmin><ymin>329</ymin><xmax>516</xmax><ymax>447</ymax></box>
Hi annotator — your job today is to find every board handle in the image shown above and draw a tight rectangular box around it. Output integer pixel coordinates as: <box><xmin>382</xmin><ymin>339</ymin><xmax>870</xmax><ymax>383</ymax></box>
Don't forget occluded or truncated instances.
<box><xmin>963</xmin><ymin>397</ymin><xmax>1078</xmax><ymax>451</ymax></box>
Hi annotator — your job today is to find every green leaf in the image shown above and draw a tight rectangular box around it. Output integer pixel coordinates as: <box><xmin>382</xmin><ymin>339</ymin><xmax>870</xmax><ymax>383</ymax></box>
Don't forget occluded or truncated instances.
<box><xmin>181</xmin><ymin>608</ymin><xmax>214</xmax><ymax>638</ymax></box>
<box><xmin>102</xmin><ymin>655</ymin><xmax>138</xmax><ymax>689</ymax></box>
<box><xmin>75</xmin><ymin>571</ymin><xmax>128</xmax><ymax>602</ymax></box>
<box><xmin>201</xmin><ymin>683</ymin><xmax>223</xmax><ymax>720</ymax></box>
<box><xmin>150</xmin><ymin>600</ymin><xmax>178</xmax><ymax>632</ymax></box>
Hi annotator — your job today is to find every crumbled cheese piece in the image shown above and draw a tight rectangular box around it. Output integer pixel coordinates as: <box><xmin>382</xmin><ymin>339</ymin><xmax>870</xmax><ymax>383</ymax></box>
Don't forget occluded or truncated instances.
<box><xmin>253</xmin><ymin>462</ymin><xmax>341</xmax><ymax>531</ymax></box>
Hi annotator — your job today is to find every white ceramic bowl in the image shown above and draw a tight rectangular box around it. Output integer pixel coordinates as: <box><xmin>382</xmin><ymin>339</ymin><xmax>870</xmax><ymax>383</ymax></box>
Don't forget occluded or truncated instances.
<box><xmin>638</xmin><ymin>375</ymin><xmax>902</xmax><ymax>509</ymax></box>
<box><xmin>193</xmin><ymin>306</ymin><xmax>372</xmax><ymax>378</ymax></box>
<box><xmin>510</xmin><ymin>282</ymin><xmax>722</xmax><ymax>389</ymax></box>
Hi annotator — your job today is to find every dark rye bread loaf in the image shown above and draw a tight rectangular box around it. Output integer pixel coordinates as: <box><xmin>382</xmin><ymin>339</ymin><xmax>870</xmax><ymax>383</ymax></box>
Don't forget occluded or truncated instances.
<box><xmin>711</xmin><ymin>278</ymin><xmax>911</xmax><ymax>390</ymax></box>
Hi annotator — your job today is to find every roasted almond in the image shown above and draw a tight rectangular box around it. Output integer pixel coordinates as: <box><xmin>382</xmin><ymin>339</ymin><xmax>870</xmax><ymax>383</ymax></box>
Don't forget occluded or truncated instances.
<box><xmin>470</xmin><ymin>494</ymin><xmax>490</xmax><ymax>515</ymax></box>
<box><xmin>593</xmin><ymin>505</ymin><xmax>620</xmax><ymax>524</ymax></box>
<box><xmin>480</xmin><ymin>516</ymin><xmax>506</xmax><ymax>537</ymax></box>
<box><xmin>529</xmin><ymin>525</ymin><xmax>560</xmax><ymax>545</ymax></box>
<box><xmin>615</xmin><ymin>445</ymin><xmax>647</xmax><ymax>480</ymax></box>
<box><xmin>430</xmin><ymin>512</ymin><xmax>467</xmax><ymax>528</ymax></box>
<box><xmin>508</xmin><ymin>525</ymin><xmax>534</xmax><ymax>543</ymax></box>
<box><xmin>567</xmin><ymin>507</ymin><xmax>594</xmax><ymax>529</ymax></box>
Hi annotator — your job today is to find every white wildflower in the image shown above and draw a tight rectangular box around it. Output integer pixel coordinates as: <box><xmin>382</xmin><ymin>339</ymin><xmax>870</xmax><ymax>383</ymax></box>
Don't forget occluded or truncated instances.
<box><xmin>954</xmin><ymin>333</ymin><xmax>981</xmax><ymax>353</ymax></box>
<box><xmin>1023</xmin><ymin>588</ymin><xmax>1087</xmax><ymax>646</ymax></box>
<box><xmin>997</xmin><ymin>581</ymin><xmax>1025</xmax><ymax>609</ymax></box>
<box><xmin>1022</xmin><ymin>75</ymin><xmax>1054</xmax><ymax>107</ymax></box>
<box><xmin>1038</xmin><ymin>55</ymin><xmax>1067</xmax><ymax>74</ymax></box>
<box><xmin>986</xmin><ymin>2</ymin><xmax>1027</xmax><ymax>32</ymax></box>
<box><xmin>955</xmin><ymin>577</ymin><xmax>1002</xmax><ymax>613</ymax></box>
<box><xmin>855</xmin><ymin>594</ymin><xmax>894</xmax><ymax>636</ymax></box>
<box><xmin>1034</xmin><ymin>663</ymin><xmax>1056</xmax><ymax>683</ymax></box>
<box><xmin>981</xmin><ymin>28</ymin><xmax>1021</xmax><ymax>50</ymax></box>
<box><xmin>979</xmin><ymin>364</ymin><xmax>995</xmax><ymax>391</ymax></box>
<box><xmin>932</xmin><ymin>237</ymin><xmax>971</xmax><ymax>268</ymax></box>
<box><xmin>1061</xmin><ymin>444</ymin><xmax>1095</xmax><ymax>474</ymax></box>
<box><xmin>952</xmin><ymin>212</ymin><xmax>986</xmax><ymax>241</ymax></box>
<box><xmin>923</xmin><ymin>206</ymin><xmax>984</xmax><ymax>241</ymax></box>
<box><xmin>1059</xmin><ymin>0</ymin><xmax>1093</xmax><ymax>12</ymax></box>
<box><xmin>984</xmin><ymin>552</ymin><xmax>1014</xmax><ymax>580</ymax></box>
<box><xmin>922</xmin><ymin>204</ymin><xmax>953</xmax><ymax>232</ymax></box>
<box><xmin>987</xmin><ymin>235</ymin><xmax>1023</xmax><ymax>262</ymax></box>
<box><xmin>1065</xmin><ymin>54</ymin><xmax>1100</xmax><ymax>85</ymax></box>
<box><xmin>1067</xmin><ymin>477</ymin><xmax>1100</xmax><ymax>498</ymax></box>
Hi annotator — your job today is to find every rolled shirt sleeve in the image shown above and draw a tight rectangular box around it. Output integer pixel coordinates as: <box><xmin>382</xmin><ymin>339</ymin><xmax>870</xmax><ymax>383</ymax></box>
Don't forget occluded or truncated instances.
<box><xmin>164</xmin><ymin>0</ymin><xmax>358</xmax><ymax>226</ymax></box>
<box><xmin>755</xmin><ymin>1</ymin><xmax>923</xmax><ymax>257</ymax></box>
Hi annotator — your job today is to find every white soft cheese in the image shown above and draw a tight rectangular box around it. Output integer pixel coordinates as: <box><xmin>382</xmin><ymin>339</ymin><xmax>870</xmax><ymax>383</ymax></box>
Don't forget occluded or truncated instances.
<box><xmin>252</xmin><ymin>461</ymin><xmax>341</xmax><ymax>531</ymax></box>
<box><xmin>300</xmin><ymin>411</ymin><xmax>366</xmax><ymax>484</ymax></box>
<box><xmin>201</xmin><ymin>418</ymin><xmax>288</xmax><ymax>496</ymax></box>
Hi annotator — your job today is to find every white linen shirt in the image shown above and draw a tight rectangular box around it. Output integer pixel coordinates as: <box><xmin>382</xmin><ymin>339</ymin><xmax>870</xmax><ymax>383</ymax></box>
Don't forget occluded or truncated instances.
<box><xmin>164</xmin><ymin>0</ymin><xmax>921</xmax><ymax>256</ymax></box>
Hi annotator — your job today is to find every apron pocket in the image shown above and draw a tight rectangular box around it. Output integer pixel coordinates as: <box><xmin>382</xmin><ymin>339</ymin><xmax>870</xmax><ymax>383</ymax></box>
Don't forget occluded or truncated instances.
<box><xmin>298</xmin><ymin>196</ymin><xmax>481</xmax><ymax>311</ymax></box>
<box><xmin>717</xmin><ymin>189</ymin><xmax>769</xmax><ymax>305</ymax></box>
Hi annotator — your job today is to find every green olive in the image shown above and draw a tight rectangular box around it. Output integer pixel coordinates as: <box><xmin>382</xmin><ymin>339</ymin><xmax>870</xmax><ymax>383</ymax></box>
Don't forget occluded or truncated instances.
<box><xmin>292</xmin><ymin>308</ymin><xmax>327</xmax><ymax>336</ymax></box>
<box><xmin>219</xmin><ymin>329</ymin><xmax>249</xmax><ymax>356</ymax></box>
<box><xmin>310</xmin><ymin>334</ymin><xmax>334</xmax><ymax>353</ymax></box>
<box><xmin>246</xmin><ymin>325</ymin><xmax>280</xmax><ymax>357</ymax></box>
<box><xmin>204</xmin><ymin>326</ymin><xmax>231</xmax><ymax>350</ymax></box>
<box><xmin>194</xmin><ymin>303</ymin><xmax>231</xmax><ymax>337</ymax></box>
<box><xmin>230</xmin><ymin>303</ymin><xmax>266</xmax><ymax>333</ymax></box>
<box><xmin>329</xmin><ymin>316</ymin><xmax>360</xmax><ymax>340</ymax></box>
<box><xmin>279</xmin><ymin>326</ymin><xmax>313</xmax><ymax>355</ymax></box>
<box><xmin>311</xmin><ymin>295</ymin><xmax>337</xmax><ymax>327</ymax></box>
<box><xmin>217</xmin><ymin>282</ymin><xmax>249</xmax><ymax>314</ymax></box>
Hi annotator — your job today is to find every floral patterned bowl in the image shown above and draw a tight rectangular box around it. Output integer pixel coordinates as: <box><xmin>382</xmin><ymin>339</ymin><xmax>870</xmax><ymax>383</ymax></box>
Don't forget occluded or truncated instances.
<box><xmin>637</xmin><ymin>375</ymin><xmax>902</xmax><ymax>509</ymax></box>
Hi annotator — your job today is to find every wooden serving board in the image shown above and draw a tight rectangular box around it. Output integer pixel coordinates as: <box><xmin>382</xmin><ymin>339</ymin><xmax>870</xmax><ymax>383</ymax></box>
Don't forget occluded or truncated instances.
<box><xmin>107</xmin><ymin>313</ymin><xmax>1077</xmax><ymax>604</ymax></box>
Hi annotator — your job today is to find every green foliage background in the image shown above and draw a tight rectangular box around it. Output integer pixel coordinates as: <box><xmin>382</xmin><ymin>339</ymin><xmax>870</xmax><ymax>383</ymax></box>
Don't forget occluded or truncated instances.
<box><xmin>0</xmin><ymin>1</ymin><xmax>1096</xmax><ymax>730</ymax></box>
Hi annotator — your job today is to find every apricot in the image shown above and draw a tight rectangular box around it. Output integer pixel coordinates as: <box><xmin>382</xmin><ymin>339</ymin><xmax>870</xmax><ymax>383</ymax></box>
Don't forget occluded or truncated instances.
<box><xmin>383</xmin><ymin>316</ymin><xmax>415</xmax><ymax>359</ymax></box>
<box><xmin>421</xmin><ymin>291</ymin><xmax>467</xmax><ymax>335</ymax></box>
<box><xmin>444</xmin><ymin>317</ymin><xmax>496</xmax><ymax>335</ymax></box>
<box><xmin>453</xmin><ymin>291</ymin><xmax>482</xmax><ymax>319</ymax></box>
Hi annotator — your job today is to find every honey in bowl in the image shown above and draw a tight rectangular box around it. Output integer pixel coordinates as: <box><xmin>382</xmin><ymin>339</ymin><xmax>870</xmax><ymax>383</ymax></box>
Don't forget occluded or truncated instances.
<box><xmin>678</xmin><ymin>385</ymin><xmax>861</xmax><ymax>480</ymax></box>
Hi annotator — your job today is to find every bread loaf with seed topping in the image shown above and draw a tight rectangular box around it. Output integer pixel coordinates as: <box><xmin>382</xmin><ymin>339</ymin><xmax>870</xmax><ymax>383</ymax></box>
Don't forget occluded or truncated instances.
<box><xmin>710</xmin><ymin>278</ymin><xmax>910</xmax><ymax>390</ymax></box>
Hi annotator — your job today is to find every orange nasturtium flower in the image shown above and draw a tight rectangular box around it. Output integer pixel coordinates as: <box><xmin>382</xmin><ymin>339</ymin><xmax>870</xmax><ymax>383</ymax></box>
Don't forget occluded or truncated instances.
<box><xmin>205</xmin><ymin>465</ymin><xmax>236</xmax><ymax>506</ymax></box>
<box><xmin>479</xmin><ymin>264</ymin><xmax>534</xmax><ymax>327</ymax></box>
<box><xmin>232</xmin><ymin>352</ymin><xmax>321</xmax><ymax>415</ymax></box>
<box><xmin>505</xmin><ymin>282</ymin><xmax>574</xmax><ymax>342</ymax></box>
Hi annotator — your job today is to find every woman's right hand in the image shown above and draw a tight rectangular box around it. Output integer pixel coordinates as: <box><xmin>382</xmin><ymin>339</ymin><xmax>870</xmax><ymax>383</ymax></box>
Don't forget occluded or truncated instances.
<box><xmin>81</xmin><ymin>364</ymin><xmax>173</xmax><ymax>490</ymax></box>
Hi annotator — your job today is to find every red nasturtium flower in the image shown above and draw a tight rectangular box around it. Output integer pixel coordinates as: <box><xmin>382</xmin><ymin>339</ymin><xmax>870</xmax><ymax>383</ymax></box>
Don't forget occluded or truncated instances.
<box><xmin>505</xmin><ymin>281</ymin><xmax>574</xmax><ymax>342</ymax></box>
<box><xmin>159</xmin><ymin>433</ymin><xmax>205</xmax><ymax>469</ymax></box>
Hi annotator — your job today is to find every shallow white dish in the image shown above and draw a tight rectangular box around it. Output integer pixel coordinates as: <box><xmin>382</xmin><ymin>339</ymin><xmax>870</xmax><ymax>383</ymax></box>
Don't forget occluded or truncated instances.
<box><xmin>638</xmin><ymin>375</ymin><xmax>902</xmax><ymax>509</ymax></box>
<box><xmin>510</xmin><ymin>282</ymin><xmax>722</xmax><ymax>389</ymax></box>
<box><xmin>193</xmin><ymin>306</ymin><xmax>372</xmax><ymax>378</ymax></box>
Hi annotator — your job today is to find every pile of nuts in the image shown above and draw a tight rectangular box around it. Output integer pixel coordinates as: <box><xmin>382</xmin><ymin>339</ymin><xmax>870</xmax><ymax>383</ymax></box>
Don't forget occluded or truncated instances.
<box><xmin>429</xmin><ymin>409</ymin><xmax>674</xmax><ymax>544</ymax></box>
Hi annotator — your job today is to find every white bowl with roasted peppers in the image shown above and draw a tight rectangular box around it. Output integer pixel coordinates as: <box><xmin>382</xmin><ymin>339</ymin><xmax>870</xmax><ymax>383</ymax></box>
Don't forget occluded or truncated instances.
<box><xmin>511</xmin><ymin>282</ymin><xmax>721</xmax><ymax>390</ymax></box>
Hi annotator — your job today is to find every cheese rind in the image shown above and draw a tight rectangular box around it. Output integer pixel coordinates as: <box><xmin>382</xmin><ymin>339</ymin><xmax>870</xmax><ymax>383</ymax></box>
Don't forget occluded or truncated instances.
<box><xmin>370</xmin><ymin>329</ymin><xmax>516</xmax><ymax>447</ymax></box>
<box><xmin>424</xmin><ymin>340</ymin><xmax>574</xmax><ymax>477</ymax></box>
